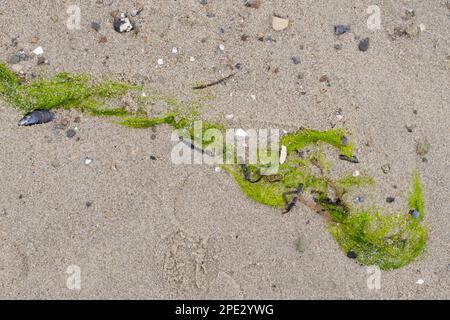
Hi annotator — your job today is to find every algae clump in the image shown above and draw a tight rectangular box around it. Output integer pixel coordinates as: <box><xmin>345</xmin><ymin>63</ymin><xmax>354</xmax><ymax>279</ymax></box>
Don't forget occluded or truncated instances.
<box><xmin>0</xmin><ymin>63</ymin><xmax>141</xmax><ymax>114</ymax></box>
<box><xmin>329</xmin><ymin>172</ymin><xmax>427</xmax><ymax>270</ymax></box>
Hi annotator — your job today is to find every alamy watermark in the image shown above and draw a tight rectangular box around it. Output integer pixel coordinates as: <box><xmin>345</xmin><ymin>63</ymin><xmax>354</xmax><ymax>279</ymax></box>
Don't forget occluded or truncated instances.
<box><xmin>170</xmin><ymin>121</ymin><xmax>283</xmax><ymax>174</ymax></box>
<box><xmin>66</xmin><ymin>265</ymin><xmax>81</xmax><ymax>291</ymax></box>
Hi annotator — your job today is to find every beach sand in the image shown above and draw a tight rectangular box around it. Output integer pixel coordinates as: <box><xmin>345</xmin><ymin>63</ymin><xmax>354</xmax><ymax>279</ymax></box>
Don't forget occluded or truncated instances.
<box><xmin>0</xmin><ymin>0</ymin><xmax>449</xmax><ymax>299</ymax></box>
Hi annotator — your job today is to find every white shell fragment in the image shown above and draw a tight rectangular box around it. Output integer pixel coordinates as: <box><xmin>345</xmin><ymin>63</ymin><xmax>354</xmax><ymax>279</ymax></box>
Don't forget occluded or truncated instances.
<box><xmin>33</xmin><ymin>47</ymin><xmax>44</xmax><ymax>55</ymax></box>
<box><xmin>272</xmin><ymin>16</ymin><xmax>289</xmax><ymax>31</ymax></box>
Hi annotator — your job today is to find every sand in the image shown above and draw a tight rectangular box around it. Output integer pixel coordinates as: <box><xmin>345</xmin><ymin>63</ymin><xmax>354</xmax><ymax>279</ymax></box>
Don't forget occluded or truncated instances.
<box><xmin>0</xmin><ymin>0</ymin><xmax>449</xmax><ymax>299</ymax></box>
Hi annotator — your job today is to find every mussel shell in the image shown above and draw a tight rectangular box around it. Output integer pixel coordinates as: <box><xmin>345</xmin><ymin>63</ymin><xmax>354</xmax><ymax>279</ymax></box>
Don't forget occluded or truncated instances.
<box><xmin>18</xmin><ymin>110</ymin><xmax>55</xmax><ymax>126</ymax></box>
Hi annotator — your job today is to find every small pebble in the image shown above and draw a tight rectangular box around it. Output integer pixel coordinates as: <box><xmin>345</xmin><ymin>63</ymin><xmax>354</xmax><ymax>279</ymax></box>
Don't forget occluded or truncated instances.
<box><xmin>225</xmin><ymin>114</ymin><xmax>234</xmax><ymax>120</ymax></box>
<box><xmin>405</xmin><ymin>124</ymin><xmax>415</xmax><ymax>132</ymax></box>
<box><xmin>190</xmin><ymin>56</ymin><xmax>196</xmax><ymax>62</ymax></box>
<box><xmin>37</xmin><ymin>56</ymin><xmax>50</xmax><ymax>65</ymax></box>
<box><xmin>218</xmin><ymin>44</ymin><xmax>225</xmax><ymax>51</ymax></box>
<box><xmin>241</xmin><ymin>34</ymin><xmax>249</xmax><ymax>41</ymax></box>
<box><xmin>409</xmin><ymin>209</ymin><xmax>420</xmax><ymax>219</ymax></box>
<box><xmin>291</xmin><ymin>55</ymin><xmax>301</xmax><ymax>65</ymax></box>
<box><xmin>86</xmin><ymin>201</ymin><xmax>93</xmax><ymax>208</ymax></box>
<box><xmin>359</xmin><ymin>38</ymin><xmax>370</xmax><ymax>52</ymax></box>
<box><xmin>340</xmin><ymin>136</ymin><xmax>348</xmax><ymax>146</ymax></box>
<box><xmin>334</xmin><ymin>44</ymin><xmax>343</xmax><ymax>50</ymax></box>
<box><xmin>381</xmin><ymin>164</ymin><xmax>391</xmax><ymax>174</ymax></box>
<box><xmin>84</xmin><ymin>157</ymin><xmax>93</xmax><ymax>166</ymax></box>
<box><xmin>356</xmin><ymin>196</ymin><xmax>364</xmax><ymax>203</ymax></box>
<box><xmin>200</xmin><ymin>0</ymin><xmax>209</xmax><ymax>5</ymax></box>
<box><xmin>10</xmin><ymin>53</ymin><xmax>25</xmax><ymax>64</ymax></box>
<box><xmin>91</xmin><ymin>22</ymin><xmax>101</xmax><ymax>32</ymax></box>
<box><xmin>65</xmin><ymin>129</ymin><xmax>76</xmax><ymax>138</ymax></box>
<box><xmin>416</xmin><ymin>279</ymin><xmax>424</xmax><ymax>285</ymax></box>
<box><xmin>157</xmin><ymin>58</ymin><xmax>164</xmax><ymax>65</ymax></box>
<box><xmin>150</xmin><ymin>156</ymin><xmax>157</xmax><ymax>161</ymax></box>
<box><xmin>347</xmin><ymin>250</ymin><xmax>357</xmax><ymax>259</ymax></box>
<box><xmin>386</xmin><ymin>197</ymin><xmax>395</xmax><ymax>203</ymax></box>
<box><xmin>131</xmin><ymin>9</ymin><xmax>141</xmax><ymax>17</ymax></box>
<box><xmin>244</xmin><ymin>0</ymin><xmax>261</xmax><ymax>8</ymax></box>
<box><xmin>171</xmin><ymin>47</ymin><xmax>178</xmax><ymax>54</ymax></box>
<box><xmin>335</xmin><ymin>25</ymin><xmax>349</xmax><ymax>36</ymax></box>
<box><xmin>352</xmin><ymin>170</ymin><xmax>360</xmax><ymax>177</ymax></box>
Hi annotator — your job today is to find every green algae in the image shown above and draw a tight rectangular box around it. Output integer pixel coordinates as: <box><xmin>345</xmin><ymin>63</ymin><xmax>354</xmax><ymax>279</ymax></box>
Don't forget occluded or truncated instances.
<box><xmin>328</xmin><ymin>173</ymin><xmax>427</xmax><ymax>270</ymax></box>
<box><xmin>280</xmin><ymin>128</ymin><xmax>354</xmax><ymax>157</ymax></box>
<box><xmin>0</xmin><ymin>63</ymin><xmax>428</xmax><ymax>270</ymax></box>
<box><xmin>0</xmin><ymin>63</ymin><xmax>141</xmax><ymax>114</ymax></box>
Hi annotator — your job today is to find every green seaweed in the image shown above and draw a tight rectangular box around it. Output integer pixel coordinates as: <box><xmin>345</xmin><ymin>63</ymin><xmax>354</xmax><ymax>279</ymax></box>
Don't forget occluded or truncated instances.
<box><xmin>328</xmin><ymin>172</ymin><xmax>427</xmax><ymax>270</ymax></box>
<box><xmin>280</xmin><ymin>128</ymin><xmax>354</xmax><ymax>157</ymax></box>
<box><xmin>0</xmin><ymin>63</ymin><xmax>428</xmax><ymax>270</ymax></box>
<box><xmin>0</xmin><ymin>63</ymin><xmax>141</xmax><ymax>114</ymax></box>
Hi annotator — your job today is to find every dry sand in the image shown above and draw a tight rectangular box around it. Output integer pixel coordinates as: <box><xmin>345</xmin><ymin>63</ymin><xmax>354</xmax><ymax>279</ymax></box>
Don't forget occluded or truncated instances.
<box><xmin>0</xmin><ymin>0</ymin><xmax>449</xmax><ymax>299</ymax></box>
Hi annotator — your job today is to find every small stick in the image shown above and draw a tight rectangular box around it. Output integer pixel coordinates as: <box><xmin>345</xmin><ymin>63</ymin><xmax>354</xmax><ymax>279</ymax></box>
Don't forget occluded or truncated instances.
<box><xmin>193</xmin><ymin>73</ymin><xmax>236</xmax><ymax>90</ymax></box>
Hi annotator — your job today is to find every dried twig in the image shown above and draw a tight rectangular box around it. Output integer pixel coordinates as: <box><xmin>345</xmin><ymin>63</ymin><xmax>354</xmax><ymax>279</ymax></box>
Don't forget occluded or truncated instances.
<box><xmin>193</xmin><ymin>73</ymin><xmax>236</xmax><ymax>90</ymax></box>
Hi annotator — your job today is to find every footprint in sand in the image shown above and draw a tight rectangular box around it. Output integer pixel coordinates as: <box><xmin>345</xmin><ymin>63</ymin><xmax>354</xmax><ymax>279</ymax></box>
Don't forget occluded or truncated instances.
<box><xmin>162</xmin><ymin>229</ymin><xmax>218</xmax><ymax>297</ymax></box>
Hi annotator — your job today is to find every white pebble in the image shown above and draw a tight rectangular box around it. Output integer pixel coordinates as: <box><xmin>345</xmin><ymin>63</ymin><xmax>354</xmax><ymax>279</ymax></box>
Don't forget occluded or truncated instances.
<box><xmin>219</xmin><ymin>44</ymin><xmax>225</xmax><ymax>51</ymax></box>
<box><xmin>250</xmin><ymin>94</ymin><xmax>256</xmax><ymax>100</ymax></box>
<box><xmin>225</xmin><ymin>114</ymin><xmax>234</xmax><ymax>120</ymax></box>
<box><xmin>416</xmin><ymin>279</ymin><xmax>424</xmax><ymax>285</ymax></box>
<box><xmin>190</xmin><ymin>56</ymin><xmax>196</xmax><ymax>62</ymax></box>
<box><xmin>157</xmin><ymin>58</ymin><xmax>164</xmax><ymax>65</ymax></box>
<box><xmin>84</xmin><ymin>157</ymin><xmax>93</xmax><ymax>166</ymax></box>
<box><xmin>336</xmin><ymin>114</ymin><xmax>343</xmax><ymax>120</ymax></box>
<box><xmin>171</xmin><ymin>47</ymin><xmax>178</xmax><ymax>54</ymax></box>
<box><xmin>419</xmin><ymin>24</ymin><xmax>426</xmax><ymax>31</ymax></box>
<box><xmin>33</xmin><ymin>46</ymin><xmax>44</xmax><ymax>55</ymax></box>
<box><xmin>214</xmin><ymin>166</ymin><xmax>222</xmax><ymax>172</ymax></box>
<box><xmin>353</xmin><ymin>170</ymin><xmax>360</xmax><ymax>177</ymax></box>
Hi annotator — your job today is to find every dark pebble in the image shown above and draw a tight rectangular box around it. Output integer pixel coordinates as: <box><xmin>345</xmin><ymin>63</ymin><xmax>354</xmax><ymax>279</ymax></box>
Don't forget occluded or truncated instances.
<box><xmin>340</xmin><ymin>136</ymin><xmax>348</xmax><ymax>146</ymax></box>
<box><xmin>409</xmin><ymin>209</ymin><xmax>420</xmax><ymax>219</ymax></box>
<box><xmin>386</xmin><ymin>197</ymin><xmax>395</xmax><ymax>203</ymax></box>
<box><xmin>65</xmin><ymin>129</ymin><xmax>76</xmax><ymax>138</ymax></box>
<box><xmin>335</xmin><ymin>25</ymin><xmax>349</xmax><ymax>36</ymax></box>
<box><xmin>91</xmin><ymin>22</ymin><xmax>101</xmax><ymax>32</ymax></box>
<box><xmin>150</xmin><ymin>156</ymin><xmax>157</xmax><ymax>161</ymax></box>
<box><xmin>235</xmin><ymin>62</ymin><xmax>242</xmax><ymax>70</ymax></box>
<box><xmin>347</xmin><ymin>250</ymin><xmax>357</xmax><ymax>259</ymax></box>
<box><xmin>334</xmin><ymin>44</ymin><xmax>343</xmax><ymax>50</ymax></box>
<box><xmin>86</xmin><ymin>201</ymin><xmax>93</xmax><ymax>208</ymax></box>
<box><xmin>359</xmin><ymin>38</ymin><xmax>370</xmax><ymax>52</ymax></box>
<box><xmin>291</xmin><ymin>56</ymin><xmax>301</xmax><ymax>65</ymax></box>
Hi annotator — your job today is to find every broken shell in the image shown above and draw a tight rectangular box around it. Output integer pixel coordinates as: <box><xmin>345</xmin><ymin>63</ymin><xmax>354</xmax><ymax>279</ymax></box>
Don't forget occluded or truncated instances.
<box><xmin>113</xmin><ymin>13</ymin><xmax>134</xmax><ymax>33</ymax></box>
<box><xmin>272</xmin><ymin>16</ymin><xmax>289</xmax><ymax>31</ymax></box>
